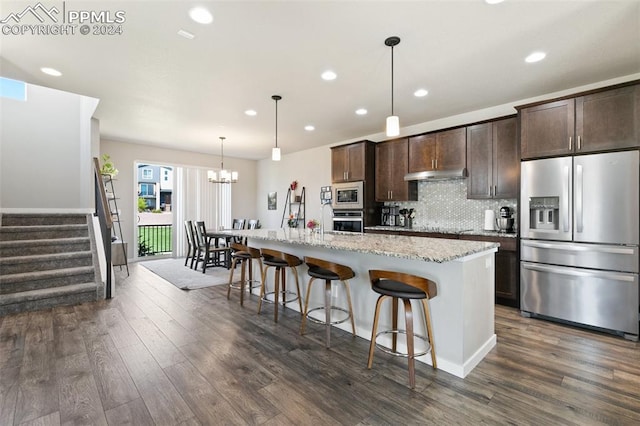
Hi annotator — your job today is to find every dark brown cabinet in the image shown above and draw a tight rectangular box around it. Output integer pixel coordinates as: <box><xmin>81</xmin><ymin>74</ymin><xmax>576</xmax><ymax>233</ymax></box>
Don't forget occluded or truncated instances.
<box><xmin>375</xmin><ymin>138</ymin><xmax>417</xmax><ymax>202</ymax></box>
<box><xmin>459</xmin><ymin>235</ymin><xmax>518</xmax><ymax>307</ymax></box>
<box><xmin>331</xmin><ymin>141</ymin><xmax>373</xmax><ymax>183</ymax></box>
<box><xmin>466</xmin><ymin>117</ymin><xmax>518</xmax><ymax>199</ymax></box>
<box><xmin>520</xmin><ymin>84</ymin><xmax>640</xmax><ymax>159</ymax></box>
<box><xmin>408</xmin><ymin>128</ymin><xmax>466</xmax><ymax>173</ymax></box>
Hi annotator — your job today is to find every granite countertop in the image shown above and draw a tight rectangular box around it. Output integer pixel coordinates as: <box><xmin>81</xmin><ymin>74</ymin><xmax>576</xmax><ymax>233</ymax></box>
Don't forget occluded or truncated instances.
<box><xmin>220</xmin><ymin>228</ymin><xmax>499</xmax><ymax>263</ymax></box>
<box><xmin>365</xmin><ymin>226</ymin><xmax>518</xmax><ymax>239</ymax></box>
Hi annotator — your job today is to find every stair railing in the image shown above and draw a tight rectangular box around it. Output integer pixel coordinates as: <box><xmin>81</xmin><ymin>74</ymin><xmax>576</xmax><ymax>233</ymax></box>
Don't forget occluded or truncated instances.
<box><xmin>93</xmin><ymin>157</ymin><xmax>113</xmax><ymax>299</ymax></box>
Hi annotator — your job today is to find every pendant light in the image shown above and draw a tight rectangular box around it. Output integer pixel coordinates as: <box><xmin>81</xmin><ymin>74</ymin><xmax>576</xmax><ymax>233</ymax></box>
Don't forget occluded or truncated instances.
<box><xmin>207</xmin><ymin>136</ymin><xmax>238</xmax><ymax>183</ymax></box>
<box><xmin>385</xmin><ymin>36</ymin><xmax>401</xmax><ymax>137</ymax></box>
<box><xmin>271</xmin><ymin>95</ymin><xmax>282</xmax><ymax>161</ymax></box>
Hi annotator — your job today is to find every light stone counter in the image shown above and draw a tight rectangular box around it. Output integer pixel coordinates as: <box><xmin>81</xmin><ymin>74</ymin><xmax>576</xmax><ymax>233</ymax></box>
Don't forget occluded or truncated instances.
<box><xmin>221</xmin><ymin>228</ymin><xmax>498</xmax><ymax>379</ymax></box>
<box><xmin>223</xmin><ymin>228</ymin><xmax>498</xmax><ymax>263</ymax></box>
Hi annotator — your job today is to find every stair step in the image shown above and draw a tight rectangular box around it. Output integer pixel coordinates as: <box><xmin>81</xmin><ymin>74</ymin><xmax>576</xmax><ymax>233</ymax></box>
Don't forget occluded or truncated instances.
<box><xmin>0</xmin><ymin>224</ymin><xmax>88</xmax><ymax>241</ymax></box>
<box><xmin>0</xmin><ymin>237</ymin><xmax>91</xmax><ymax>257</ymax></box>
<box><xmin>1</xmin><ymin>213</ymin><xmax>88</xmax><ymax>226</ymax></box>
<box><xmin>0</xmin><ymin>266</ymin><xmax>96</xmax><ymax>294</ymax></box>
<box><xmin>0</xmin><ymin>251</ymin><xmax>93</xmax><ymax>275</ymax></box>
<box><xmin>0</xmin><ymin>282</ymin><xmax>98</xmax><ymax>316</ymax></box>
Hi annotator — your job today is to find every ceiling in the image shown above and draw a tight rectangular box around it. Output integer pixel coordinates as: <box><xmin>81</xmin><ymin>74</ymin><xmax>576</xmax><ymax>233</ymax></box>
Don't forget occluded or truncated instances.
<box><xmin>1</xmin><ymin>0</ymin><xmax>639</xmax><ymax>160</ymax></box>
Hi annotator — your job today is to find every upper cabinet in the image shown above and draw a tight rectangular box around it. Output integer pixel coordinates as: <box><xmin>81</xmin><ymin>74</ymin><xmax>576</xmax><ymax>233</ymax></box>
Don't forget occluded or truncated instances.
<box><xmin>408</xmin><ymin>128</ymin><xmax>466</xmax><ymax>172</ymax></box>
<box><xmin>520</xmin><ymin>84</ymin><xmax>640</xmax><ymax>159</ymax></box>
<box><xmin>375</xmin><ymin>138</ymin><xmax>417</xmax><ymax>202</ymax></box>
<box><xmin>467</xmin><ymin>117</ymin><xmax>518</xmax><ymax>199</ymax></box>
<box><xmin>331</xmin><ymin>140</ymin><xmax>374</xmax><ymax>183</ymax></box>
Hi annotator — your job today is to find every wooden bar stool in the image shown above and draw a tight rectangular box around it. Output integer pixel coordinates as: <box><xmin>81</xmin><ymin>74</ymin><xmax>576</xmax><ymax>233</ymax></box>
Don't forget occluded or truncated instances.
<box><xmin>367</xmin><ymin>269</ymin><xmax>437</xmax><ymax>389</ymax></box>
<box><xmin>300</xmin><ymin>256</ymin><xmax>356</xmax><ymax>348</ymax></box>
<box><xmin>227</xmin><ymin>243</ymin><xmax>263</xmax><ymax>306</ymax></box>
<box><xmin>258</xmin><ymin>248</ymin><xmax>303</xmax><ymax>323</ymax></box>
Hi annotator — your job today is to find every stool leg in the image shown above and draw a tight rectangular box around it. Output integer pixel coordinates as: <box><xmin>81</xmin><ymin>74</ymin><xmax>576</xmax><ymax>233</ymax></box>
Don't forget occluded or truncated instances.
<box><xmin>292</xmin><ymin>266</ymin><xmax>303</xmax><ymax>315</ymax></box>
<box><xmin>274</xmin><ymin>267</ymin><xmax>281</xmax><ymax>323</ymax></box>
<box><xmin>257</xmin><ymin>265</ymin><xmax>269</xmax><ymax>314</ymax></box>
<box><xmin>300</xmin><ymin>277</ymin><xmax>316</xmax><ymax>335</ymax></box>
<box><xmin>239</xmin><ymin>259</ymin><xmax>247</xmax><ymax>307</ymax></box>
<box><xmin>421</xmin><ymin>299</ymin><xmax>437</xmax><ymax>369</ymax></box>
<box><xmin>248</xmin><ymin>258</ymin><xmax>253</xmax><ymax>295</ymax></box>
<box><xmin>227</xmin><ymin>258</ymin><xmax>237</xmax><ymax>300</ymax></box>
<box><xmin>403</xmin><ymin>298</ymin><xmax>416</xmax><ymax>389</ymax></box>
<box><xmin>324</xmin><ymin>279</ymin><xmax>331</xmax><ymax>348</ymax></box>
<box><xmin>342</xmin><ymin>280</ymin><xmax>356</xmax><ymax>337</ymax></box>
<box><xmin>392</xmin><ymin>297</ymin><xmax>399</xmax><ymax>353</ymax></box>
<box><xmin>368</xmin><ymin>295</ymin><xmax>387</xmax><ymax>369</ymax></box>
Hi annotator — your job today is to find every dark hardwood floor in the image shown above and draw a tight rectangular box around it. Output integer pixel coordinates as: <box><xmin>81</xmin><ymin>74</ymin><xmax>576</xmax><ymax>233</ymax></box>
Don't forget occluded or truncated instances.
<box><xmin>2</xmin><ymin>261</ymin><xmax>640</xmax><ymax>425</ymax></box>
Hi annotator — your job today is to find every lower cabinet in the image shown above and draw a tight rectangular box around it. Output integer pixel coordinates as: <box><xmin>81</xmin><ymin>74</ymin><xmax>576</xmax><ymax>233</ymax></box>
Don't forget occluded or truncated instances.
<box><xmin>460</xmin><ymin>235</ymin><xmax>519</xmax><ymax>308</ymax></box>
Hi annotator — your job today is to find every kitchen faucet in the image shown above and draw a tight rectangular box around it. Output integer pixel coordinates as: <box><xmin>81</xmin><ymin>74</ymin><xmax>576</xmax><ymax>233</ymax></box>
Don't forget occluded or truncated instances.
<box><xmin>320</xmin><ymin>202</ymin><xmax>333</xmax><ymax>236</ymax></box>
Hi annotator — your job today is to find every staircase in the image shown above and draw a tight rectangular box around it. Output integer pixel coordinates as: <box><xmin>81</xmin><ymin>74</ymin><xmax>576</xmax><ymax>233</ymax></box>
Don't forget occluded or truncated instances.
<box><xmin>0</xmin><ymin>213</ymin><xmax>103</xmax><ymax>316</ymax></box>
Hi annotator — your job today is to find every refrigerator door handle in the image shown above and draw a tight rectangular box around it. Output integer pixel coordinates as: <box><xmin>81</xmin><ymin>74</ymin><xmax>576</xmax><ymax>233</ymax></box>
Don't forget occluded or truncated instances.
<box><xmin>576</xmin><ymin>164</ymin><xmax>583</xmax><ymax>233</ymax></box>
<box><xmin>522</xmin><ymin>262</ymin><xmax>636</xmax><ymax>282</ymax></box>
<box><xmin>522</xmin><ymin>240</ymin><xmax>637</xmax><ymax>255</ymax></box>
<box><xmin>562</xmin><ymin>165</ymin><xmax>570</xmax><ymax>232</ymax></box>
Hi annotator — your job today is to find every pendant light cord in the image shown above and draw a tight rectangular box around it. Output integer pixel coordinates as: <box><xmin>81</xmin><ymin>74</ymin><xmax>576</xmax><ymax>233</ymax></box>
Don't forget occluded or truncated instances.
<box><xmin>391</xmin><ymin>44</ymin><xmax>394</xmax><ymax>116</ymax></box>
<box><xmin>275</xmin><ymin>99</ymin><xmax>278</xmax><ymax>149</ymax></box>
<box><xmin>219</xmin><ymin>136</ymin><xmax>225</xmax><ymax>169</ymax></box>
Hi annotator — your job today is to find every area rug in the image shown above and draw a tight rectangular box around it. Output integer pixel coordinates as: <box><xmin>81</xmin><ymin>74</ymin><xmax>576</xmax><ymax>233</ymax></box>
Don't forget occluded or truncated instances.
<box><xmin>140</xmin><ymin>258</ymin><xmax>231</xmax><ymax>290</ymax></box>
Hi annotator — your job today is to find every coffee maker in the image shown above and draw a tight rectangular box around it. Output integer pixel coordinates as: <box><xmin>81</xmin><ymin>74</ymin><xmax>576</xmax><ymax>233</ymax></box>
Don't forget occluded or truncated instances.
<box><xmin>381</xmin><ymin>206</ymin><xmax>400</xmax><ymax>226</ymax></box>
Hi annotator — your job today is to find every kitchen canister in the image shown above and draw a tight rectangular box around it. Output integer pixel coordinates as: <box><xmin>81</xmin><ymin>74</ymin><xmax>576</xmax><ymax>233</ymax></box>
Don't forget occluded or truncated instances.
<box><xmin>484</xmin><ymin>210</ymin><xmax>496</xmax><ymax>231</ymax></box>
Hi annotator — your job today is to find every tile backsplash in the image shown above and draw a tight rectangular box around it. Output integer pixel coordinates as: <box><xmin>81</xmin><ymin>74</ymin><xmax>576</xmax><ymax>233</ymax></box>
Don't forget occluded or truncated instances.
<box><xmin>389</xmin><ymin>180</ymin><xmax>517</xmax><ymax>232</ymax></box>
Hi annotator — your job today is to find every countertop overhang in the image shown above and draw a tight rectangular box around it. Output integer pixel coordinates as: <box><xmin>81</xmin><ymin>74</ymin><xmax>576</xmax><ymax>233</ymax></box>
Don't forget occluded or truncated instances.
<box><xmin>218</xmin><ymin>228</ymin><xmax>499</xmax><ymax>263</ymax></box>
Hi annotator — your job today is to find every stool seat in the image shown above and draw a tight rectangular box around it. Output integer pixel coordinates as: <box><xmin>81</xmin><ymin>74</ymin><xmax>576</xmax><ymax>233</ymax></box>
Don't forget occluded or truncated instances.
<box><xmin>307</xmin><ymin>266</ymin><xmax>339</xmax><ymax>281</ymax></box>
<box><xmin>300</xmin><ymin>256</ymin><xmax>356</xmax><ymax>348</ymax></box>
<box><xmin>372</xmin><ymin>280</ymin><xmax>426</xmax><ymax>299</ymax></box>
<box><xmin>258</xmin><ymin>248</ymin><xmax>303</xmax><ymax>323</ymax></box>
<box><xmin>367</xmin><ymin>269</ymin><xmax>437</xmax><ymax>389</ymax></box>
<box><xmin>227</xmin><ymin>243</ymin><xmax>263</xmax><ymax>307</ymax></box>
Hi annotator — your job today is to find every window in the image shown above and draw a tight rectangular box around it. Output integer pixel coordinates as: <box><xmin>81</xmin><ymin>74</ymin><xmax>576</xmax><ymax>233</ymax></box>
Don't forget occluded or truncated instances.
<box><xmin>142</xmin><ymin>168</ymin><xmax>153</xmax><ymax>180</ymax></box>
<box><xmin>163</xmin><ymin>170</ymin><xmax>169</xmax><ymax>181</ymax></box>
<box><xmin>140</xmin><ymin>183</ymin><xmax>155</xmax><ymax>196</ymax></box>
<box><xmin>0</xmin><ymin>77</ymin><xmax>26</xmax><ymax>101</ymax></box>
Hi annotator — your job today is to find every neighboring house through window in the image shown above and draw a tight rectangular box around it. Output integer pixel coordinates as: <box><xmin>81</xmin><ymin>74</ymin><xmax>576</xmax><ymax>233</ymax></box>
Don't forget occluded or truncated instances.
<box><xmin>139</xmin><ymin>183</ymin><xmax>155</xmax><ymax>196</ymax></box>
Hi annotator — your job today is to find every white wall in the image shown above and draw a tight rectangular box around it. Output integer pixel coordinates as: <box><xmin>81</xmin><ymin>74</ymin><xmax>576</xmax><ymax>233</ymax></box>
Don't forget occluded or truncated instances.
<box><xmin>100</xmin><ymin>139</ymin><xmax>257</xmax><ymax>258</ymax></box>
<box><xmin>0</xmin><ymin>84</ymin><xmax>98</xmax><ymax>212</ymax></box>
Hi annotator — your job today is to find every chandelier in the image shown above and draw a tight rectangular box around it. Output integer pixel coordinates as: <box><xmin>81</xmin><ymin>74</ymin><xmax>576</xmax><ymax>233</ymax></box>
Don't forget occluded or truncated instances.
<box><xmin>207</xmin><ymin>136</ymin><xmax>238</xmax><ymax>183</ymax></box>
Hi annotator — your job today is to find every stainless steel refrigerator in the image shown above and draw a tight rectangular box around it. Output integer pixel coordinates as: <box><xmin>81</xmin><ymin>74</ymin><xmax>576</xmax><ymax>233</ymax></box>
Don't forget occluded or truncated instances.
<box><xmin>520</xmin><ymin>150</ymin><xmax>639</xmax><ymax>340</ymax></box>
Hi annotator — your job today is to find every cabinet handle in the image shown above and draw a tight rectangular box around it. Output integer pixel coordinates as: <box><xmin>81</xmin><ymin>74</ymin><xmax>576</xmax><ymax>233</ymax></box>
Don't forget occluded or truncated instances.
<box><xmin>569</xmin><ymin>136</ymin><xmax>572</xmax><ymax>151</ymax></box>
<box><xmin>489</xmin><ymin>185</ymin><xmax>492</xmax><ymax>196</ymax></box>
<box><xmin>577</xmin><ymin>136</ymin><xmax>581</xmax><ymax>150</ymax></box>
<box><xmin>431</xmin><ymin>159</ymin><xmax>434</xmax><ymax>169</ymax></box>
<box><xmin>435</xmin><ymin>159</ymin><xmax>438</xmax><ymax>169</ymax></box>
<box><xmin>494</xmin><ymin>185</ymin><xmax>497</xmax><ymax>197</ymax></box>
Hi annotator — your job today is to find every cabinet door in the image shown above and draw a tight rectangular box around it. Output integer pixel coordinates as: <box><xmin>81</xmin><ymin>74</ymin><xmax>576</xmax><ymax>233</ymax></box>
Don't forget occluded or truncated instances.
<box><xmin>521</xmin><ymin>99</ymin><xmax>575</xmax><ymax>159</ymax></box>
<box><xmin>346</xmin><ymin>143</ymin><xmax>366</xmax><ymax>181</ymax></box>
<box><xmin>493</xmin><ymin>117</ymin><xmax>518</xmax><ymax>199</ymax></box>
<box><xmin>436</xmin><ymin>128</ymin><xmax>466</xmax><ymax>170</ymax></box>
<box><xmin>388</xmin><ymin>139</ymin><xmax>409</xmax><ymax>201</ymax></box>
<box><xmin>466</xmin><ymin>123</ymin><xmax>493</xmax><ymax>199</ymax></box>
<box><xmin>408</xmin><ymin>134</ymin><xmax>437</xmax><ymax>172</ymax></box>
<box><xmin>495</xmin><ymin>250</ymin><xmax>518</xmax><ymax>306</ymax></box>
<box><xmin>331</xmin><ymin>146</ymin><xmax>349</xmax><ymax>183</ymax></box>
<box><xmin>375</xmin><ymin>142</ymin><xmax>392</xmax><ymax>201</ymax></box>
<box><xmin>576</xmin><ymin>85</ymin><xmax>640</xmax><ymax>152</ymax></box>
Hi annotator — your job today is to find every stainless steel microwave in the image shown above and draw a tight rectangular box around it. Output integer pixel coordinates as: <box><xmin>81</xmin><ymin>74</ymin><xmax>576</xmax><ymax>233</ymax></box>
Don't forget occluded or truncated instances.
<box><xmin>332</xmin><ymin>181</ymin><xmax>364</xmax><ymax>210</ymax></box>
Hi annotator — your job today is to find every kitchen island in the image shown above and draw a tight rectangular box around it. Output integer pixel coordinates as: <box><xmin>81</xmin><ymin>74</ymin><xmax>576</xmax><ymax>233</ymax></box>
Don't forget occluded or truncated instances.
<box><xmin>222</xmin><ymin>228</ymin><xmax>499</xmax><ymax>378</ymax></box>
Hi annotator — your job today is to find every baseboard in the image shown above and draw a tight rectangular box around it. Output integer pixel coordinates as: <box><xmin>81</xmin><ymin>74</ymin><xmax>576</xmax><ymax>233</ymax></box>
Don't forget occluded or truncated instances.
<box><xmin>0</xmin><ymin>208</ymin><xmax>94</xmax><ymax>214</ymax></box>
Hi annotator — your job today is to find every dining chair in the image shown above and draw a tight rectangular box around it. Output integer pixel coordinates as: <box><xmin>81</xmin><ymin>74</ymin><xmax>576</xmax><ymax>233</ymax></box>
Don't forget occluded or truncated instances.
<box><xmin>184</xmin><ymin>220</ymin><xmax>196</xmax><ymax>267</ymax></box>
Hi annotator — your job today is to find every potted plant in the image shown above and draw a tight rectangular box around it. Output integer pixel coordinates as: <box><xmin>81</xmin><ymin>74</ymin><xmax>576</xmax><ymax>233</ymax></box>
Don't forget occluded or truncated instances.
<box><xmin>101</xmin><ymin>154</ymin><xmax>118</xmax><ymax>177</ymax></box>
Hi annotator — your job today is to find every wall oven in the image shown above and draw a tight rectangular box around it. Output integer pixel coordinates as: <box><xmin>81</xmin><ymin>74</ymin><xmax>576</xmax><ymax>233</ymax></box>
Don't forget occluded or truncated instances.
<box><xmin>332</xmin><ymin>181</ymin><xmax>364</xmax><ymax>210</ymax></box>
<box><xmin>332</xmin><ymin>210</ymin><xmax>364</xmax><ymax>233</ymax></box>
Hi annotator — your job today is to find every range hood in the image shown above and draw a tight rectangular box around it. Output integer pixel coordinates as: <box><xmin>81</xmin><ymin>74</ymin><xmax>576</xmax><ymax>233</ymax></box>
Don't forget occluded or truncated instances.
<box><xmin>404</xmin><ymin>168</ymin><xmax>467</xmax><ymax>181</ymax></box>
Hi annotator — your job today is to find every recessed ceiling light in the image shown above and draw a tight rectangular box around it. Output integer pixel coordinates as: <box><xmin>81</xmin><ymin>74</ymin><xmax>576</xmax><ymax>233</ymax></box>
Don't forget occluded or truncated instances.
<box><xmin>189</xmin><ymin>7</ymin><xmax>213</xmax><ymax>24</ymax></box>
<box><xmin>177</xmin><ymin>29</ymin><xmax>195</xmax><ymax>39</ymax></box>
<box><xmin>321</xmin><ymin>70</ymin><xmax>337</xmax><ymax>81</ymax></box>
<box><xmin>485</xmin><ymin>0</ymin><xmax>505</xmax><ymax>4</ymax></box>
<box><xmin>41</xmin><ymin>67</ymin><xmax>62</xmax><ymax>77</ymax></box>
<box><xmin>304</xmin><ymin>125</ymin><xmax>315</xmax><ymax>131</ymax></box>
<box><xmin>525</xmin><ymin>51</ymin><xmax>546</xmax><ymax>63</ymax></box>
<box><xmin>414</xmin><ymin>89</ymin><xmax>429</xmax><ymax>97</ymax></box>
<box><xmin>245</xmin><ymin>109</ymin><xmax>257</xmax><ymax>116</ymax></box>
<box><xmin>355</xmin><ymin>108</ymin><xmax>367</xmax><ymax>115</ymax></box>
